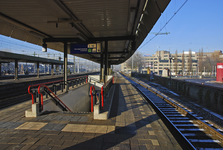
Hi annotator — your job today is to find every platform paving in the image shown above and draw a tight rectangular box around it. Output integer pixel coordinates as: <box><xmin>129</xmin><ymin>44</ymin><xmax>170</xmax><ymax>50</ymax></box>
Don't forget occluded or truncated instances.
<box><xmin>0</xmin><ymin>72</ymin><xmax>183</xmax><ymax>150</ymax></box>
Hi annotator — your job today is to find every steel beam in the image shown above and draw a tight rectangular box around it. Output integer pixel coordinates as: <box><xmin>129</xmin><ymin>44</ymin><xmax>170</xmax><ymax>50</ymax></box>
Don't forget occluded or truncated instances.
<box><xmin>89</xmin><ymin>36</ymin><xmax>135</xmax><ymax>42</ymax></box>
<box><xmin>108</xmin><ymin>51</ymin><xmax>128</xmax><ymax>54</ymax></box>
<box><xmin>0</xmin><ymin>12</ymin><xmax>51</xmax><ymax>38</ymax></box>
<box><xmin>43</xmin><ymin>38</ymin><xmax>82</xmax><ymax>43</ymax></box>
<box><xmin>43</xmin><ymin>36</ymin><xmax>135</xmax><ymax>43</ymax></box>
<box><xmin>92</xmin><ymin>57</ymin><xmax>125</xmax><ymax>60</ymax></box>
<box><xmin>53</xmin><ymin>0</ymin><xmax>94</xmax><ymax>38</ymax></box>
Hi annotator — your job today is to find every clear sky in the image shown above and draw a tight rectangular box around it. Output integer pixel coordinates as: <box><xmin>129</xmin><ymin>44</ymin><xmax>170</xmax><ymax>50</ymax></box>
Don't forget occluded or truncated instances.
<box><xmin>138</xmin><ymin>0</ymin><xmax>223</xmax><ymax>55</ymax></box>
<box><xmin>0</xmin><ymin>0</ymin><xmax>223</xmax><ymax>57</ymax></box>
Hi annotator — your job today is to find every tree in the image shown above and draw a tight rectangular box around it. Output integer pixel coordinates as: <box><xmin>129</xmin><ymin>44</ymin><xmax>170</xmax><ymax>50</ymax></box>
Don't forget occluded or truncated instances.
<box><xmin>198</xmin><ymin>48</ymin><xmax>203</xmax><ymax>74</ymax></box>
<box><xmin>182</xmin><ymin>50</ymin><xmax>185</xmax><ymax>74</ymax></box>
<box><xmin>203</xmin><ymin>51</ymin><xmax>223</xmax><ymax>73</ymax></box>
<box><xmin>126</xmin><ymin>51</ymin><xmax>144</xmax><ymax>72</ymax></box>
<box><xmin>174</xmin><ymin>50</ymin><xmax>178</xmax><ymax>75</ymax></box>
<box><xmin>188</xmin><ymin>49</ymin><xmax>192</xmax><ymax>73</ymax></box>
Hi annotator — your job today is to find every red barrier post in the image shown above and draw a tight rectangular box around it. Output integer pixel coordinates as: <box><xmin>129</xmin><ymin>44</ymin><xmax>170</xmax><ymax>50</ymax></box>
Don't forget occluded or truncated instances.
<box><xmin>90</xmin><ymin>86</ymin><xmax>93</xmax><ymax>112</ymax></box>
<box><xmin>28</xmin><ymin>86</ymin><xmax>34</xmax><ymax>104</ymax></box>
<box><xmin>112</xmin><ymin>76</ymin><xmax>114</xmax><ymax>84</ymax></box>
<box><xmin>86</xmin><ymin>75</ymin><xmax>88</xmax><ymax>83</ymax></box>
<box><xmin>38</xmin><ymin>86</ymin><xmax>44</xmax><ymax>110</ymax></box>
<box><xmin>90</xmin><ymin>86</ymin><xmax>96</xmax><ymax>112</ymax></box>
<box><xmin>101</xmin><ymin>86</ymin><xmax>104</xmax><ymax>110</ymax></box>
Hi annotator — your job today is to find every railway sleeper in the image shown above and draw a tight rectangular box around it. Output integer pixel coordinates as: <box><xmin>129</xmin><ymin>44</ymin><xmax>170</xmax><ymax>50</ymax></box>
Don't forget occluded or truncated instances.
<box><xmin>191</xmin><ymin>139</ymin><xmax>222</xmax><ymax>149</ymax></box>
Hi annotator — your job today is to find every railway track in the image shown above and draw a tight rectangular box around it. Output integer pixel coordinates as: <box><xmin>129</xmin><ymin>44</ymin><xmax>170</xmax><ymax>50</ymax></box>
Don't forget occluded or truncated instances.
<box><xmin>0</xmin><ymin>73</ymin><xmax>98</xmax><ymax>109</ymax></box>
<box><xmin>121</xmin><ymin>73</ymin><xmax>223</xmax><ymax>150</ymax></box>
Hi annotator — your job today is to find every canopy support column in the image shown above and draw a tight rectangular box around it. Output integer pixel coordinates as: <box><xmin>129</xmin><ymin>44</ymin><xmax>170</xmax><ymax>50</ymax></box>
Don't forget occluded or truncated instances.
<box><xmin>37</xmin><ymin>62</ymin><xmax>39</xmax><ymax>78</ymax></box>
<box><xmin>14</xmin><ymin>59</ymin><xmax>18</xmax><ymax>80</ymax></box>
<box><xmin>51</xmin><ymin>64</ymin><xmax>54</xmax><ymax>76</ymax></box>
<box><xmin>64</xmin><ymin>42</ymin><xmax>68</xmax><ymax>92</ymax></box>
<box><xmin>104</xmin><ymin>41</ymin><xmax>108</xmax><ymax>83</ymax></box>
<box><xmin>100</xmin><ymin>52</ymin><xmax>104</xmax><ymax>82</ymax></box>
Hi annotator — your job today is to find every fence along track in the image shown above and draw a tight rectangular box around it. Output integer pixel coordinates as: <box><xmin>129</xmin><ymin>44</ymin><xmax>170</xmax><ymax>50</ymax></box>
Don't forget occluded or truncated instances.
<box><xmin>121</xmin><ymin>73</ymin><xmax>223</xmax><ymax>150</ymax></box>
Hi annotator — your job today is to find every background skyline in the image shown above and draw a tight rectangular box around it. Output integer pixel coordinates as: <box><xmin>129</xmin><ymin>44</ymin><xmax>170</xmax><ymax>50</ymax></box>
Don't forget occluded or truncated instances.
<box><xmin>0</xmin><ymin>0</ymin><xmax>223</xmax><ymax>59</ymax></box>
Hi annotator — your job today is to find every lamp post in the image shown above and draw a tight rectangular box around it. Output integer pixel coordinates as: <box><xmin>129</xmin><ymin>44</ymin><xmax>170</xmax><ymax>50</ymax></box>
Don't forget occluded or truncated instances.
<box><xmin>169</xmin><ymin>57</ymin><xmax>174</xmax><ymax>86</ymax></box>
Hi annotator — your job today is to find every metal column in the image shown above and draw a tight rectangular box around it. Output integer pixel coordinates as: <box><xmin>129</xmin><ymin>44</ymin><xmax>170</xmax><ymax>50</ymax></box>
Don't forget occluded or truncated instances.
<box><xmin>104</xmin><ymin>41</ymin><xmax>108</xmax><ymax>83</ymax></box>
<box><xmin>37</xmin><ymin>62</ymin><xmax>39</xmax><ymax>78</ymax></box>
<box><xmin>14</xmin><ymin>59</ymin><xmax>18</xmax><ymax>80</ymax></box>
<box><xmin>100</xmin><ymin>52</ymin><xmax>104</xmax><ymax>82</ymax></box>
<box><xmin>64</xmin><ymin>42</ymin><xmax>68</xmax><ymax>92</ymax></box>
<box><xmin>73</xmin><ymin>56</ymin><xmax>75</xmax><ymax>74</ymax></box>
<box><xmin>51</xmin><ymin>64</ymin><xmax>54</xmax><ymax>76</ymax></box>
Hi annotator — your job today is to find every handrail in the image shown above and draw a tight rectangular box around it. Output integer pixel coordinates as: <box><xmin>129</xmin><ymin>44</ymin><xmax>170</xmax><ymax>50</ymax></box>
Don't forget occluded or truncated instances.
<box><xmin>90</xmin><ymin>86</ymin><xmax>95</xmax><ymax>112</ymax></box>
<box><xmin>100</xmin><ymin>76</ymin><xmax>114</xmax><ymax>110</ymax></box>
<box><xmin>38</xmin><ymin>84</ymin><xmax>72</xmax><ymax>112</ymax></box>
<box><xmin>28</xmin><ymin>87</ymin><xmax>35</xmax><ymax>104</ymax></box>
<box><xmin>38</xmin><ymin>86</ymin><xmax>44</xmax><ymax>110</ymax></box>
<box><xmin>28</xmin><ymin>75</ymin><xmax>87</xmax><ymax>104</ymax></box>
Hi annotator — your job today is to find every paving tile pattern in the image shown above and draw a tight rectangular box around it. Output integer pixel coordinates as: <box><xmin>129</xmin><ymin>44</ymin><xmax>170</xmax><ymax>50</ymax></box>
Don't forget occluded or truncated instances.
<box><xmin>0</xmin><ymin>73</ymin><xmax>183</xmax><ymax>150</ymax></box>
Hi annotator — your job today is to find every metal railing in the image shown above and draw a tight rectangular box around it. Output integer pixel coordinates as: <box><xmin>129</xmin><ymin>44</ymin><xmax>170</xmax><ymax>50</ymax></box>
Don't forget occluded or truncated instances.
<box><xmin>90</xmin><ymin>86</ymin><xmax>100</xmax><ymax>112</ymax></box>
<box><xmin>101</xmin><ymin>76</ymin><xmax>114</xmax><ymax>110</ymax></box>
<box><xmin>38</xmin><ymin>84</ymin><xmax>72</xmax><ymax>112</ymax></box>
<box><xmin>28</xmin><ymin>75</ymin><xmax>88</xmax><ymax>111</ymax></box>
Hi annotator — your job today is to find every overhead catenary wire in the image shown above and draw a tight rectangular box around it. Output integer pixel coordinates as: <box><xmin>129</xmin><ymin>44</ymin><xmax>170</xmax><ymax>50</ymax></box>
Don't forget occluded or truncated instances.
<box><xmin>138</xmin><ymin>0</ymin><xmax>188</xmax><ymax>50</ymax></box>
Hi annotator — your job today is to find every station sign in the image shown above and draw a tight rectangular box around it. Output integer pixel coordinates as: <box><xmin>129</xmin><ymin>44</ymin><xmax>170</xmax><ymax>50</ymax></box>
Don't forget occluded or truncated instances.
<box><xmin>70</xmin><ymin>43</ymin><xmax>101</xmax><ymax>54</ymax></box>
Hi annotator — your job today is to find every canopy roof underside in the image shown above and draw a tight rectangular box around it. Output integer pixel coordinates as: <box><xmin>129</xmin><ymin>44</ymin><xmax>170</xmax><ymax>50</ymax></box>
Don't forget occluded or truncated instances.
<box><xmin>0</xmin><ymin>0</ymin><xmax>170</xmax><ymax>65</ymax></box>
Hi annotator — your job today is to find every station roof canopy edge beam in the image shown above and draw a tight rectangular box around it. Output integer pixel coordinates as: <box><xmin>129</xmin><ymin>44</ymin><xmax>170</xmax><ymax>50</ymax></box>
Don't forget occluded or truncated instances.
<box><xmin>0</xmin><ymin>51</ymin><xmax>74</xmax><ymax>65</ymax></box>
<box><xmin>0</xmin><ymin>0</ymin><xmax>171</xmax><ymax>65</ymax></box>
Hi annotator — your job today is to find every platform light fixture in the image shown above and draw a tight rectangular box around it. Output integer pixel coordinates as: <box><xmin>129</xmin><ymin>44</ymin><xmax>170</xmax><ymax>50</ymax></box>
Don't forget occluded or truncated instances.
<box><xmin>42</xmin><ymin>42</ymin><xmax>47</xmax><ymax>52</ymax></box>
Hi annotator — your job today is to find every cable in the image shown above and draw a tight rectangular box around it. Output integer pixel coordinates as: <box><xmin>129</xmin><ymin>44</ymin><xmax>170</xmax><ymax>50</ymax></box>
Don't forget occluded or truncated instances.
<box><xmin>138</xmin><ymin>0</ymin><xmax>188</xmax><ymax>50</ymax></box>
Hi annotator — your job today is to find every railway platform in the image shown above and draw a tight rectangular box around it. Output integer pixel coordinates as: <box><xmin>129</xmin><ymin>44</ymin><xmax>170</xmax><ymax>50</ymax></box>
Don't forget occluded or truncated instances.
<box><xmin>0</xmin><ymin>73</ymin><xmax>182</xmax><ymax>150</ymax></box>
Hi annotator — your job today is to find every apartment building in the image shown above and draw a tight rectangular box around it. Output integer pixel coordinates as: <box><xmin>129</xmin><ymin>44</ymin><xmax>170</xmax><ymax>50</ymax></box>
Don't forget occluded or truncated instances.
<box><xmin>121</xmin><ymin>50</ymin><xmax>222</xmax><ymax>75</ymax></box>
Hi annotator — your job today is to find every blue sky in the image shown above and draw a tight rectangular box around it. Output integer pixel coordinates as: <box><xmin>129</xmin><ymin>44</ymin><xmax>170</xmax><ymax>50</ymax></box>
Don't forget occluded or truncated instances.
<box><xmin>0</xmin><ymin>0</ymin><xmax>223</xmax><ymax>57</ymax></box>
<box><xmin>138</xmin><ymin>0</ymin><xmax>223</xmax><ymax>55</ymax></box>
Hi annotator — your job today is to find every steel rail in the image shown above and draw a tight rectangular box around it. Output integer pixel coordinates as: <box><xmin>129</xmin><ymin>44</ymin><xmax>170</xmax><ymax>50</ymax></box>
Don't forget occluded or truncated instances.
<box><xmin>120</xmin><ymin>72</ymin><xmax>223</xmax><ymax>149</ymax></box>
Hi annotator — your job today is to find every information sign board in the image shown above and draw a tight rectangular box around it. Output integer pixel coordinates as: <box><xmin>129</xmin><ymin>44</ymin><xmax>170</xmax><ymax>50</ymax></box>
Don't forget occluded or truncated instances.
<box><xmin>70</xmin><ymin>43</ymin><xmax>101</xmax><ymax>54</ymax></box>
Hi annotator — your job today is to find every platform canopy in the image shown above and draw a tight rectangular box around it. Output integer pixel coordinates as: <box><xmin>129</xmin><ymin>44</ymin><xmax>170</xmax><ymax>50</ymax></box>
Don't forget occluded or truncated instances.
<box><xmin>0</xmin><ymin>0</ymin><xmax>170</xmax><ymax>65</ymax></box>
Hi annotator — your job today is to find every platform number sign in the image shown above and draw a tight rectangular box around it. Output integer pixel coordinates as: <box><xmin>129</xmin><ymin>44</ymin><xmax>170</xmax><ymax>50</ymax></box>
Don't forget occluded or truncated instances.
<box><xmin>70</xmin><ymin>43</ymin><xmax>101</xmax><ymax>54</ymax></box>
